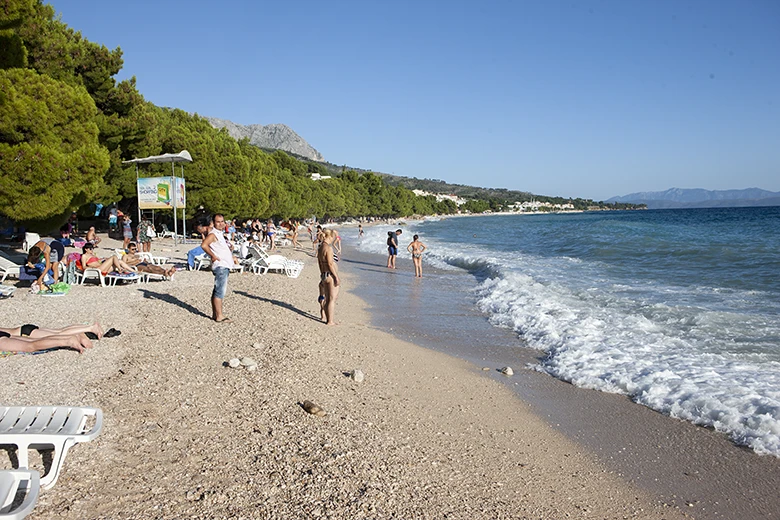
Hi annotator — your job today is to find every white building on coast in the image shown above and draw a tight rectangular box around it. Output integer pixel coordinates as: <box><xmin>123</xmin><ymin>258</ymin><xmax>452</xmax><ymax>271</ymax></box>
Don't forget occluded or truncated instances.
<box><xmin>412</xmin><ymin>189</ymin><xmax>467</xmax><ymax>206</ymax></box>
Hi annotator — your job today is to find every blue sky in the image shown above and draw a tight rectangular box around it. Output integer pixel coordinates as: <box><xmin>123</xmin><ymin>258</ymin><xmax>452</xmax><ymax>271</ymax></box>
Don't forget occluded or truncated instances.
<box><xmin>50</xmin><ymin>0</ymin><xmax>779</xmax><ymax>201</ymax></box>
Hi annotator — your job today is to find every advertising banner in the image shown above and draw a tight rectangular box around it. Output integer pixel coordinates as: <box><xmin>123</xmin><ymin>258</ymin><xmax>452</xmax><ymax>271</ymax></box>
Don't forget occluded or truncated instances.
<box><xmin>174</xmin><ymin>177</ymin><xmax>186</xmax><ymax>208</ymax></box>
<box><xmin>137</xmin><ymin>177</ymin><xmax>186</xmax><ymax>209</ymax></box>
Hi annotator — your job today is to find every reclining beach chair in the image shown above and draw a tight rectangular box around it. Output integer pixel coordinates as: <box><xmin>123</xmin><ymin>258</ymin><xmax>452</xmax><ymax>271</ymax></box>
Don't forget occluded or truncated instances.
<box><xmin>74</xmin><ymin>261</ymin><xmax>140</xmax><ymax>287</ymax></box>
<box><xmin>247</xmin><ymin>245</ymin><xmax>302</xmax><ymax>277</ymax></box>
<box><xmin>0</xmin><ymin>254</ymin><xmax>21</xmax><ymax>283</ymax></box>
<box><xmin>159</xmin><ymin>224</ymin><xmax>175</xmax><ymax>239</ymax></box>
<box><xmin>194</xmin><ymin>254</ymin><xmax>243</xmax><ymax>273</ymax></box>
<box><xmin>246</xmin><ymin>245</ymin><xmax>287</xmax><ymax>275</ymax></box>
<box><xmin>284</xmin><ymin>259</ymin><xmax>304</xmax><ymax>278</ymax></box>
<box><xmin>21</xmin><ymin>234</ymin><xmax>39</xmax><ymax>254</ymax></box>
<box><xmin>0</xmin><ymin>469</ymin><xmax>39</xmax><ymax>519</ymax></box>
<box><xmin>193</xmin><ymin>254</ymin><xmax>211</xmax><ymax>271</ymax></box>
<box><xmin>0</xmin><ymin>406</ymin><xmax>103</xmax><ymax>490</ymax></box>
<box><xmin>137</xmin><ymin>252</ymin><xmax>170</xmax><ymax>266</ymax></box>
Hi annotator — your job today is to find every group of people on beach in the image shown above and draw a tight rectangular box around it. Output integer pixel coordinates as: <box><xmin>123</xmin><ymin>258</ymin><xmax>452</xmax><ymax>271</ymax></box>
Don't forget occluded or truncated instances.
<box><xmin>5</xmin><ymin>215</ymin><xmax>428</xmax><ymax>356</ymax></box>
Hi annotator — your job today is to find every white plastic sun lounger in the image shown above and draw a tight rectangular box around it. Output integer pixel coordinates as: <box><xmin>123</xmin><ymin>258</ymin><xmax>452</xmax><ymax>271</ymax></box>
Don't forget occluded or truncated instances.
<box><xmin>0</xmin><ymin>406</ymin><xmax>103</xmax><ymax>489</ymax></box>
<box><xmin>284</xmin><ymin>259</ymin><xmax>304</xmax><ymax>278</ymax></box>
<box><xmin>0</xmin><ymin>254</ymin><xmax>21</xmax><ymax>283</ymax></box>
<box><xmin>0</xmin><ymin>470</ymin><xmax>39</xmax><ymax>519</ymax></box>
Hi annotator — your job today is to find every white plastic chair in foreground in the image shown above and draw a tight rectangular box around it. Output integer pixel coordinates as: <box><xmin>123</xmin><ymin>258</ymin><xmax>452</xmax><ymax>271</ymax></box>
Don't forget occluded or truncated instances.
<box><xmin>0</xmin><ymin>470</ymin><xmax>39</xmax><ymax>519</ymax></box>
<box><xmin>0</xmin><ymin>406</ymin><xmax>103</xmax><ymax>490</ymax></box>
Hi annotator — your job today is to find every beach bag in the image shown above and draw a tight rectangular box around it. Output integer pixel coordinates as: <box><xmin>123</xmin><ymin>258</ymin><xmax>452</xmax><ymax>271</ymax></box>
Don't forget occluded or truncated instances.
<box><xmin>64</xmin><ymin>252</ymin><xmax>82</xmax><ymax>284</ymax></box>
<box><xmin>147</xmin><ymin>225</ymin><xmax>156</xmax><ymax>238</ymax></box>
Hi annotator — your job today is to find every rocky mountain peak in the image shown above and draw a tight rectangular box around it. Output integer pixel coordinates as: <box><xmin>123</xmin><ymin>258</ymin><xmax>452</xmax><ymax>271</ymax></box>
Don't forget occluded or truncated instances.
<box><xmin>204</xmin><ymin>116</ymin><xmax>324</xmax><ymax>162</ymax></box>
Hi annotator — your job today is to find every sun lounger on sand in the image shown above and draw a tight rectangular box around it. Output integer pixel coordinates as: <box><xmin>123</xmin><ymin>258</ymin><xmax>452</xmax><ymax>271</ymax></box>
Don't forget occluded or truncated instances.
<box><xmin>0</xmin><ymin>253</ymin><xmax>22</xmax><ymax>283</ymax></box>
<box><xmin>0</xmin><ymin>406</ymin><xmax>103</xmax><ymax>490</ymax></box>
<box><xmin>246</xmin><ymin>245</ymin><xmax>303</xmax><ymax>277</ymax></box>
<box><xmin>0</xmin><ymin>469</ymin><xmax>39</xmax><ymax>519</ymax></box>
<box><xmin>194</xmin><ymin>254</ymin><xmax>243</xmax><ymax>273</ymax></box>
<box><xmin>76</xmin><ymin>268</ymin><xmax>140</xmax><ymax>287</ymax></box>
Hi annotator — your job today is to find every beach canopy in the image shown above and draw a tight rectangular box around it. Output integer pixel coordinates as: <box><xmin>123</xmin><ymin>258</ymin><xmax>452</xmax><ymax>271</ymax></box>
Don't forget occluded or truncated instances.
<box><xmin>122</xmin><ymin>150</ymin><xmax>192</xmax><ymax>245</ymax></box>
<box><xmin>122</xmin><ymin>150</ymin><xmax>192</xmax><ymax>164</ymax></box>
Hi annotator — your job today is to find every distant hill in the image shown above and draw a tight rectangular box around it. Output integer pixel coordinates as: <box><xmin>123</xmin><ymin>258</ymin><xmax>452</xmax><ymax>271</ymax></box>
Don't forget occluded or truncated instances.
<box><xmin>607</xmin><ymin>188</ymin><xmax>780</xmax><ymax>209</ymax></box>
<box><xmin>203</xmin><ymin>117</ymin><xmax>325</xmax><ymax>162</ymax></box>
<box><xmin>201</xmin><ymin>116</ymin><xmax>638</xmax><ymax>208</ymax></box>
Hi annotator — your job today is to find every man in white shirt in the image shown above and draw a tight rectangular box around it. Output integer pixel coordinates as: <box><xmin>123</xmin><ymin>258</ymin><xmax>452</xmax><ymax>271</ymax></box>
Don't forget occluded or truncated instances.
<box><xmin>198</xmin><ymin>214</ymin><xmax>234</xmax><ymax>323</ymax></box>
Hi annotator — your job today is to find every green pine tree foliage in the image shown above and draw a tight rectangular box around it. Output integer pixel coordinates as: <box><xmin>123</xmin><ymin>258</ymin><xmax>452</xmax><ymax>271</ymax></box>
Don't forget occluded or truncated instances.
<box><xmin>14</xmin><ymin>1</ymin><xmax>150</xmax><ymax>203</ymax></box>
<box><xmin>0</xmin><ymin>68</ymin><xmax>109</xmax><ymax>225</ymax></box>
<box><xmin>0</xmin><ymin>0</ymin><xmax>34</xmax><ymax>68</ymax></box>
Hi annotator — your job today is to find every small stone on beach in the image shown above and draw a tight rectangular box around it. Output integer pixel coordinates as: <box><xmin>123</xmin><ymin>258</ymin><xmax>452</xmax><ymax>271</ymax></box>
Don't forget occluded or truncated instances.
<box><xmin>240</xmin><ymin>357</ymin><xmax>257</xmax><ymax>367</ymax></box>
<box><xmin>302</xmin><ymin>400</ymin><xmax>326</xmax><ymax>417</ymax></box>
<box><xmin>228</xmin><ymin>358</ymin><xmax>241</xmax><ymax>368</ymax></box>
<box><xmin>500</xmin><ymin>366</ymin><xmax>514</xmax><ymax>376</ymax></box>
<box><xmin>350</xmin><ymin>369</ymin><xmax>365</xmax><ymax>383</ymax></box>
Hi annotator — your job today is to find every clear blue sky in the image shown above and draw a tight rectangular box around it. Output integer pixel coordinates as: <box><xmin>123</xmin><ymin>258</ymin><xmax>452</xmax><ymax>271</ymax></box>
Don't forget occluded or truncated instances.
<box><xmin>50</xmin><ymin>0</ymin><xmax>779</xmax><ymax>201</ymax></box>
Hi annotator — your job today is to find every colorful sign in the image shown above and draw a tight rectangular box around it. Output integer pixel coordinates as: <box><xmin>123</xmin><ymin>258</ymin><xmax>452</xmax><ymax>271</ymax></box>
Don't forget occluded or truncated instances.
<box><xmin>137</xmin><ymin>177</ymin><xmax>186</xmax><ymax>209</ymax></box>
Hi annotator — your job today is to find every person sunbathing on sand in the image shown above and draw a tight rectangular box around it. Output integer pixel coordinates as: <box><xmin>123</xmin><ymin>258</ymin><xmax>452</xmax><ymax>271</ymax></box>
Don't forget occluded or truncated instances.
<box><xmin>81</xmin><ymin>243</ymin><xmax>134</xmax><ymax>275</ymax></box>
<box><xmin>0</xmin><ymin>323</ymin><xmax>104</xmax><ymax>354</ymax></box>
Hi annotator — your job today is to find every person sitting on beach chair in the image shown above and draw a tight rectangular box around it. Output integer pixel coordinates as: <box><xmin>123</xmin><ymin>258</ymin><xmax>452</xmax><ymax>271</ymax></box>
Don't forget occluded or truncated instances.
<box><xmin>122</xmin><ymin>242</ymin><xmax>176</xmax><ymax>277</ymax></box>
<box><xmin>0</xmin><ymin>323</ymin><xmax>103</xmax><ymax>354</ymax></box>
<box><xmin>80</xmin><ymin>243</ymin><xmax>135</xmax><ymax>275</ymax></box>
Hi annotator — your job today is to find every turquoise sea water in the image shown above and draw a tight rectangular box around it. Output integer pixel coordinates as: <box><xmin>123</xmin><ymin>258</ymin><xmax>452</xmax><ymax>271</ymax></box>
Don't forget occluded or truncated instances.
<box><xmin>355</xmin><ymin>207</ymin><xmax>780</xmax><ymax>455</ymax></box>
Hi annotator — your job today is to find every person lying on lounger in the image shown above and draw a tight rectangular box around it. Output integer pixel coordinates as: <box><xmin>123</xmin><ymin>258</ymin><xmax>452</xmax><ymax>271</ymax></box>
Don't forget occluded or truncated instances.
<box><xmin>81</xmin><ymin>243</ymin><xmax>135</xmax><ymax>274</ymax></box>
<box><xmin>0</xmin><ymin>323</ymin><xmax>102</xmax><ymax>353</ymax></box>
<box><xmin>122</xmin><ymin>242</ymin><xmax>176</xmax><ymax>277</ymax></box>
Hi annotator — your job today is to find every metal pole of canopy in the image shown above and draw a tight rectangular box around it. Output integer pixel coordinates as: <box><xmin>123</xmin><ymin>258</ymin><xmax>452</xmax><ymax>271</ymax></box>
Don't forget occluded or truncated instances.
<box><xmin>135</xmin><ymin>164</ymin><xmax>141</xmax><ymax>241</ymax></box>
<box><xmin>171</xmin><ymin>161</ymin><xmax>178</xmax><ymax>246</ymax></box>
<box><xmin>181</xmin><ymin>164</ymin><xmax>187</xmax><ymax>243</ymax></box>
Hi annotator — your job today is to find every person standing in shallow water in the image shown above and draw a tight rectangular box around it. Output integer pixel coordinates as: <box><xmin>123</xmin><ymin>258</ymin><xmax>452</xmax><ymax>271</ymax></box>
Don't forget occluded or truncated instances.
<box><xmin>199</xmin><ymin>214</ymin><xmax>233</xmax><ymax>323</ymax></box>
<box><xmin>407</xmin><ymin>234</ymin><xmax>427</xmax><ymax>277</ymax></box>
<box><xmin>386</xmin><ymin>229</ymin><xmax>402</xmax><ymax>268</ymax></box>
<box><xmin>317</xmin><ymin>229</ymin><xmax>340</xmax><ymax>325</ymax></box>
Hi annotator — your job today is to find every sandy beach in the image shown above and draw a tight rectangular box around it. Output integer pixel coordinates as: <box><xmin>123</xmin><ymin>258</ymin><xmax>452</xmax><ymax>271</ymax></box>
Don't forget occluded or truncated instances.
<box><xmin>0</xmin><ymin>234</ymin><xmax>775</xmax><ymax>519</ymax></box>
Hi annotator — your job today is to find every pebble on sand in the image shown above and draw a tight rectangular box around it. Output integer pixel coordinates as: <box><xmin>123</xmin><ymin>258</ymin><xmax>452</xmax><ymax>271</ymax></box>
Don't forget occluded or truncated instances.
<box><xmin>500</xmin><ymin>366</ymin><xmax>514</xmax><ymax>376</ymax></box>
<box><xmin>350</xmin><ymin>369</ymin><xmax>365</xmax><ymax>383</ymax></box>
<box><xmin>302</xmin><ymin>400</ymin><xmax>326</xmax><ymax>417</ymax></box>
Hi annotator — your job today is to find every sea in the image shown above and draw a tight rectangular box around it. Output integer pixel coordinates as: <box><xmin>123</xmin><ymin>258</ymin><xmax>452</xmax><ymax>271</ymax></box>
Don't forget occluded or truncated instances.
<box><xmin>347</xmin><ymin>207</ymin><xmax>780</xmax><ymax>457</ymax></box>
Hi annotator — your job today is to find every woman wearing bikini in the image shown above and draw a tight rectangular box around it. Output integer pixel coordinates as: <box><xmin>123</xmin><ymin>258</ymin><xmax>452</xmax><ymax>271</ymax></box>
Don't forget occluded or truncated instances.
<box><xmin>80</xmin><ymin>243</ymin><xmax>135</xmax><ymax>275</ymax></box>
<box><xmin>407</xmin><ymin>234</ymin><xmax>427</xmax><ymax>278</ymax></box>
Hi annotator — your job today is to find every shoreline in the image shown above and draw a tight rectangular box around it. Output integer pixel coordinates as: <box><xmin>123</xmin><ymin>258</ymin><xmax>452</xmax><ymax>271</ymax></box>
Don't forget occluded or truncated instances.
<box><xmin>0</xmin><ymin>235</ymin><xmax>775</xmax><ymax>518</ymax></box>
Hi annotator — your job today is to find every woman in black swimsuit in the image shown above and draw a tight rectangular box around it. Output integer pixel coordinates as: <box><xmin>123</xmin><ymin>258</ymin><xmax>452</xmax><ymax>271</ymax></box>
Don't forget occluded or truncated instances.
<box><xmin>0</xmin><ymin>323</ymin><xmax>105</xmax><ymax>354</ymax></box>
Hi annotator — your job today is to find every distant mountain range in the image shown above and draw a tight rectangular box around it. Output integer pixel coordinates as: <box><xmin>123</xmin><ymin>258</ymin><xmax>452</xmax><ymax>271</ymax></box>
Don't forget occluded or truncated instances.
<box><xmin>607</xmin><ymin>188</ymin><xmax>780</xmax><ymax>209</ymax></box>
<box><xmin>204</xmin><ymin>117</ymin><xmax>325</xmax><ymax>162</ymax></box>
